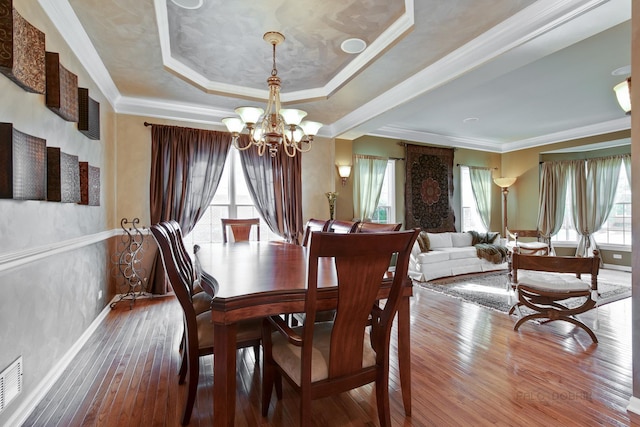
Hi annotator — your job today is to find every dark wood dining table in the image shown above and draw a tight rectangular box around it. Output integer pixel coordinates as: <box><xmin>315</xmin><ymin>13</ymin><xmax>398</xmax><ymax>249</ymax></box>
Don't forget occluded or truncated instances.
<box><xmin>195</xmin><ymin>240</ymin><xmax>413</xmax><ymax>426</ymax></box>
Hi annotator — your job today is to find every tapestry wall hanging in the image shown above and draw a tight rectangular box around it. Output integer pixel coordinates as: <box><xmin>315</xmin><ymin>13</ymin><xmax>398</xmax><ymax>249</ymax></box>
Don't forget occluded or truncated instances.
<box><xmin>405</xmin><ymin>144</ymin><xmax>455</xmax><ymax>232</ymax></box>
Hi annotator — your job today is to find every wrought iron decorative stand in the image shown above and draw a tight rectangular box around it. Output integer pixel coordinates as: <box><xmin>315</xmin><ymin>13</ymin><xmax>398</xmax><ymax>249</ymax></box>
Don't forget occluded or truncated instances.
<box><xmin>110</xmin><ymin>218</ymin><xmax>149</xmax><ymax>309</ymax></box>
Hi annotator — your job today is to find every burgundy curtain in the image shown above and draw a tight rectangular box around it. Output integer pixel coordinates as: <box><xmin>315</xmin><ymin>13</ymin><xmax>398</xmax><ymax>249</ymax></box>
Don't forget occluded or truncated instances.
<box><xmin>148</xmin><ymin>124</ymin><xmax>232</xmax><ymax>293</ymax></box>
<box><xmin>239</xmin><ymin>139</ymin><xmax>304</xmax><ymax>244</ymax></box>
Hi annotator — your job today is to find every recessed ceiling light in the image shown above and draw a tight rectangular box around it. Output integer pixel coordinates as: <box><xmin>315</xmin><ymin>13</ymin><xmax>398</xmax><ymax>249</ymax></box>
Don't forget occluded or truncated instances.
<box><xmin>612</xmin><ymin>65</ymin><xmax>631</xmax><ymax>76</ymax></box>
<box><xmin>170</xmin><ymin>0</ymin><xmax>203</xmax><ymax>9</ymax></box>
<box><xmin>341</xmin><ymin>38</ymin><xmax>367</xmax><ymax>54</ymax></box>
<box><xmin>463</xmin><ymin>117</ymin><xmax>479</xmax><ymax>123</ymax></box>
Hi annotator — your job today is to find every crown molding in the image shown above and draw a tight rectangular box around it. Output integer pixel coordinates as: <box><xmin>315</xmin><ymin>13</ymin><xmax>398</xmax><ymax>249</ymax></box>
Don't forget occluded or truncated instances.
<box><xmin>331</xmin><ymin>0</ymin><xmax>610</xmax><ymax>139</ymax></box>
<box><xmin>38</xmin><ymin>0</ymin><xmax>121</xmax><ymax>108</ymax></box>
<box><xmin>501</xmin><ymin>116</ymin><xmax>631</xmax><ymax>152</ymax></box>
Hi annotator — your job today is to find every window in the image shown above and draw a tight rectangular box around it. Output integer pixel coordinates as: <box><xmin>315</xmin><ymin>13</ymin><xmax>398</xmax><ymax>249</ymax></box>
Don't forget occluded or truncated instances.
<box><xmin>370</xmin><ymin>160</ymin><xmax>396</xmax><ymax>223</ymax></box>
<box><xmin>189</xmin><ymin>148</ymin><xmax>280</xmax><ymax>243</ymax></box>
<box><xmin>460</xmin><ymin>166</ymin><xmax>487</xmax><ymax>232</ymax></box>
<box><xmin>553</xmin><ymin>167</ymin><xmax>630</xmax><ymax>246</ymax></box>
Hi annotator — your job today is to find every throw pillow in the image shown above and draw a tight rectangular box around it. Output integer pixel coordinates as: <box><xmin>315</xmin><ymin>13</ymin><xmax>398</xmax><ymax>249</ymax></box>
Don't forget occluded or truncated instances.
<box><xmin>468</xmin><ymin>230</ymin><xmax>483</xmax><ymax>245</ymax></box>
<box><xmin>486</xmin><ymin>231</ymin><xmax>499</xmax><ymax>243</ymax></box>
<box><xmin>417</xmin><ymin>231</ymin><xmax>430</xmax><ymax>252</ymax></box>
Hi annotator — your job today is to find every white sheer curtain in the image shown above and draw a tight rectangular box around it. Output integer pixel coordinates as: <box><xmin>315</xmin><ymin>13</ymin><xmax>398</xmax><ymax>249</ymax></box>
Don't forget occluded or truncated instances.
<box><xmin>623</xmin><ymin>154</ymin><xmax>631</xmax><ymax>186</ymax></box>
<box><xmin>468</xmin><ymin>167</ymin><xmax>492</xmax><ymax>231</ymax></box>
<box><xmin>571</xmin><ymin>156</ymin><xmax>622</xmax><ymax>257</ymax></box>
<box><xmin>353</xmin><ymin>155</ymin><xmax>388</xmax><ymax>221</ymax></box>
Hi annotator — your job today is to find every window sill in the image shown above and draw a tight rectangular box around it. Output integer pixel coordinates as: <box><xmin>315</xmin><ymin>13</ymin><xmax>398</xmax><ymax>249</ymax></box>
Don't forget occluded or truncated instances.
<box><xmin>552</xmin><ymin>241</ymin><xmax>631</xmax><ymax>252</ymax></box>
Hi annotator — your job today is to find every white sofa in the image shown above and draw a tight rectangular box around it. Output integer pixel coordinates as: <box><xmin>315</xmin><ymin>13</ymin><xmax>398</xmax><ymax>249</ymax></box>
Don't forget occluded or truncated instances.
<box><xmin>409</xmin><ymin>231</ymin><xmax>508</xmax><ymax>282</ymax></box>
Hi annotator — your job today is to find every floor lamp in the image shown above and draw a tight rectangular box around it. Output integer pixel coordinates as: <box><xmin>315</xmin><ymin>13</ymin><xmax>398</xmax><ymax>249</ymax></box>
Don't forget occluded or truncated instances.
<box><xmin>494</xmin><ymin>177</ymin><xmax>517</xmax><ymax>238</ymax></box>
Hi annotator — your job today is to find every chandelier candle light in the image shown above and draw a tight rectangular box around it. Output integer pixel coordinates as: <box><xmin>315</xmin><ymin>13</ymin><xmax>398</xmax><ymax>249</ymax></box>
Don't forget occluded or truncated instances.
<box><xmin>222</xmin><ymin>32</ymin><xmax>323</xmax><ymax>157</ymax></box>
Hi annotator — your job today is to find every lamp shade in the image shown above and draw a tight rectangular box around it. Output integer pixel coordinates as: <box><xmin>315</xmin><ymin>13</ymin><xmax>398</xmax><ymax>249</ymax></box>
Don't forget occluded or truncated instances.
<box><xmin>222</xmin><ymin>117</ymin><xmax>244</xmax><ymax>133</ymax></box>
<box><xmin>235</xmin><ymin>106</ymin><xmax>264</xmax><ymax>124</ymax></box>
<box><xmin>614</xmin><ymin>78</ymin><xmax>631</xmax><ymax>114</ymax></box>
<box><xmin>494</xmin><ymin>177</ymin><xmax>516</xmax><ymax>188</ymax></box>
<box><xmin>280</xmin><ymin>108</ymin><xmax>307</xmax><ymax>126</ymax></box>
<box><xmin>337</xmin><ymin>165</ymin><xmax>352</xmax><ymax>178</ymax></box>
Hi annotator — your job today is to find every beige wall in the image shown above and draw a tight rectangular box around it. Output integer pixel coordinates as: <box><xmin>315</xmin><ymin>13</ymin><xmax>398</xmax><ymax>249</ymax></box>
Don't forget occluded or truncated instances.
<box><xmin>0</xmin><ymin>1</ymin><xmax>115</xmax><ymax>425</ymax></box>
<box><xmin>113</xmin><ymin>114</ymin><xmax>335</xmax><ymax>228</ymax></box>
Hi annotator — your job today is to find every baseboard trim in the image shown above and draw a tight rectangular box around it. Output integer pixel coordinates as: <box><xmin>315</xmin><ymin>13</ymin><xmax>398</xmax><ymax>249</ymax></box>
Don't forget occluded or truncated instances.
<box><xmin>3</xmin><ymin>296</ymin><xmax>116</xmax><ymax>427</ymax></box>
<box><xmin>627</xmin><ymin>396</ymin><xmax>640</xmax><ymax>415</ymax></box>
<box><xmin>602</xmin><ymin>263</ymin><xmax>632</xmax><ymax>272</ymax></box>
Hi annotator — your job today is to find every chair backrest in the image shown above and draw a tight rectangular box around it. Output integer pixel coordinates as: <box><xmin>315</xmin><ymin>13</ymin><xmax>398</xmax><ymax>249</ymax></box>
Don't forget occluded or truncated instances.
<box><xmin>327</xmin><ymin>219</ymin><xmax>360</xmax><ymax>234</ymax></box>
<box><xmin>301</xmin><ymin>218</ymin><xmax>331</xmax><ymax>246</ymax></box>
<box><xmin>150</xmin><ymin>223</ymin><xmax>200</xmax><ymax>327</ymax></box>
<box><xmin>159</xmin><ymin>220</ymin><xmax>196</xmax><ymax>286</ymax></box>
<box><xmin>356</xmin><ymin>222</ymin><xmax>402</xmax><ymax>233</ymax></box>
<box><xmin>303</xmin><ymin>229</ymin><xmax>419</xmax><ymax>380</ymax></box>
<box><xmin>221</xmin><ymin>218</ymin><xmax>260</xmax><ymax>243</ymax></box>
<box><xmin>506</xmin><ymin>228</ymin><xmax>546</xmax><ymax>243</ymax></box>
<box><xmin>511</xmin><ymin>248</ymin><xmax>600</xmax><ymax>288</ymax></box>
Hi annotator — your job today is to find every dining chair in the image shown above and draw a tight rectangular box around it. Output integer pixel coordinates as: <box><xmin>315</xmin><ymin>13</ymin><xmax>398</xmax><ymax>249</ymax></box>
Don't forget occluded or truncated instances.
<box><xmin>509</xmin><ymin>247</ymin><xmax>601</xmax><ymax>343</ymax></box>
<box><xmin>261</xmin><ymin>229</ymin><xmax>420</xmax><ymax>426</ymax></box>
<box><xmin>301</xmin><ymin>218</ymin><xmax>331</xmax><ymax>246</ymax></box>
<box><xmin>327</xmin><ymin>219</ymin><xmax>360</xmax><ymax>233</ymax></box>
<box><xmin>151</xmin><ymin>222</ymin><xmax>263</xmax><ymax>425</ymax></box>
<box><xmin>221</xmin><ymin>218</ymin><xmax>260</xmax><ymax>243</ymax></box>
<box><xmin>356</xmin><ymin>222</ymin><xmax>402</xmax><ymax>233</ymax></box>
<box><xmin>159</xmin><ymin>221</ymin><xmax>214</xmax><ymax>314</ymax></box>
<box><xmin>505</xmin><ymin>228</ymin><xmax>550</xmax><ymax>255</ymax></box>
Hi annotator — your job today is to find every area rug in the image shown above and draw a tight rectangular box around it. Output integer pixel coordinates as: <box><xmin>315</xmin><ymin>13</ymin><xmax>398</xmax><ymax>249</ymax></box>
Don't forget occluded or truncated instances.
<box><xmin>415</xmin><ymin>271</ymin><xmax>631</xmax><ymax>314</ymax></box>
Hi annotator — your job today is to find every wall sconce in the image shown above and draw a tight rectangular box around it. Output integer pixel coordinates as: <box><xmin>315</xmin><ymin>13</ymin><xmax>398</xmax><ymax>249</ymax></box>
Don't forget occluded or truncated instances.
<box><xmin>493</xmin><ymin>177</ymin><xmax>517</xmax><ymax>238</ymax></box>
<box><xmin>337</xmin><ymin>164</ymin><xmax>352</xmax><ymax>186</ymax></box>
<box><xmin>614</xmin><ymin>77</ymin><xmax>631</xmax><ymax>115</ymax></box>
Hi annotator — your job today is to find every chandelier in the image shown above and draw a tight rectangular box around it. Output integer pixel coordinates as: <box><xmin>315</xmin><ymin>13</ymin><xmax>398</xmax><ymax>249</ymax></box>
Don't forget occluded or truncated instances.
<box><xmin>222</xmin><ymin>32</ymin><xmax>323</xmax><ymax>157</ymax></box>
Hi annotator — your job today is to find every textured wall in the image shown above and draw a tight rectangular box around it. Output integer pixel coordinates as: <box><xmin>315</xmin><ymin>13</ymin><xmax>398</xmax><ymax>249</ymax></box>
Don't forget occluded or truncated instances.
<box><xmin>0</xmin><ymin>1</ymin><xmax>114</xmax><ymax>425</ymax></box>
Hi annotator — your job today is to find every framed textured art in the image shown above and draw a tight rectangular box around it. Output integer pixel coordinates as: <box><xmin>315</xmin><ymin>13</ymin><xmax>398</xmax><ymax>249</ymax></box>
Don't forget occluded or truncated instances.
<box><xmin>45</xmin><ymin>51</ymin><xmax>78</xmax><ymax>122</ymax></box>
<box><xmin>404</xmin><ymin>144</ymin><xmax>456</xmax><ymax>232</ymax></box>
<box><xmin>77</xmin><ymin>87</ymin><xmax>100</xmax><ymax>139</ymax></box>
<box><xmin>79</xmin><ymin>161</ymin><xmax>100</xmax><ymax>206</ymax></box>
<box><xmin>47</xmin><ymin>147</ymin><xmax>80</xmax><ymax>203</ymax></box>
<box><xmin>0</xmin><ymin>0</ymin><xmax>46</xmax><ymax>93</ymax></box>
<box><xmin>0</xmin><ymin>123</ymin><xmax>46</xmax><ymax>200</ymax></box>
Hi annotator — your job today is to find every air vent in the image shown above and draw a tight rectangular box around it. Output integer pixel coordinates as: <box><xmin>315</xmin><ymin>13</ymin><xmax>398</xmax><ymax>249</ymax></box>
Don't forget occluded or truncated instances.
<box><xmin>0</xmin><ymin>356</ymin><xmax>23</xmax><ymax>414</ymax></box>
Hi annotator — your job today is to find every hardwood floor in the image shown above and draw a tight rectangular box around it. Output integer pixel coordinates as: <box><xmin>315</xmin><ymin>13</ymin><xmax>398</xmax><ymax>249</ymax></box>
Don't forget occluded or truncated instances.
<box><xmin>23</xmin><ymin>282</ymin><xmax>639</xmax><ymax>426</ymax></box>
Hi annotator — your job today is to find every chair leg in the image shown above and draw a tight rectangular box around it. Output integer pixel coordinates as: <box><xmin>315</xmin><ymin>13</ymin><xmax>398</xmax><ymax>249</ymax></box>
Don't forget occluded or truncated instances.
<box><xmin>261</xmin><ymin>360</ymin><xmax>274</xmax><ymax>417</ymax></box>
<box><xmin>178</xmin><ymin>349</ymin><xmax>188</xmax><ymax>384</ymax></box>
<box><xmin>300</xmin><ymin>388</ymin><xmax>312</xmax><ymax>426</ymax></box>
<box><xmin>375</xmin><ymin>358</ymin><xmax>392</xmax><ymax>427</ymax></box>
<box><xmin>275</xmin><ymin>371</ymin><xmax>283</xmax><ymax>399</ymax></box>
<box><xmin>181</xmin><ymin>348</ymin><xmax>199</xmax><ymax>425</ymax></box>
<box><xmin>560</xmin><ymin>316</ymin><xmax>598</xmax><ymax>343</ymax></box>
<box><xmin>253</xmin><ymin>344</ymin><xmax>260</xmax><ymax>364</ymax></box>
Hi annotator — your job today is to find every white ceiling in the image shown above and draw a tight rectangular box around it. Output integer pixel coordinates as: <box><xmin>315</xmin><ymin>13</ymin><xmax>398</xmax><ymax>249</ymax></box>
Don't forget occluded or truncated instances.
<box><xmin>40</xmin><ymin>0</ymin><xmax>631</xmax><ymax>152</ymax></box>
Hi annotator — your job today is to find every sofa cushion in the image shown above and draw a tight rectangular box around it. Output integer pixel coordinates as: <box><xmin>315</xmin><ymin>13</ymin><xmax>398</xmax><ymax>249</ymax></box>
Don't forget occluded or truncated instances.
<box><xmin>416</xmin><ymin>250</ymin><xmax>450</xmax><ymax>264</ymax></box>
<box><xmin>416</xmin><ymin>231</ymin><xmax>430</xmax><ymax>252</ymax></box>
<box><xmin>447</xmin><ymin>247</ymin><xmax>478</xmax><ymax>260</ymax></box>
<box><xmin>451</xmin><ymin>232</ymin><xmax>473</xmax><ymax>247</ymax></box>
<box><xmin>426</xmin><ymin>232</ymin><xmax>453</xmax><ymax>249</ymax></box>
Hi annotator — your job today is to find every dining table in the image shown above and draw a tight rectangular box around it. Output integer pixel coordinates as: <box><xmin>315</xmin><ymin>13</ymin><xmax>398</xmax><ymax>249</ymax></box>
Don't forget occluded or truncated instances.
<box><xmin>195</xmin><ymin>240</ymin><xmax>414</xmax><ymax>426</ymax></box>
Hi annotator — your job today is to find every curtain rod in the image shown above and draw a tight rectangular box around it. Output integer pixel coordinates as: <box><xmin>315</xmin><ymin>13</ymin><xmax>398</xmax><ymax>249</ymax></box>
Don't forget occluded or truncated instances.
<box><xmin>143</xmin><ymin>122</ymin><xmax>155</xmax><ymax>127</ymax></box>
<box><xmin>456</xmin><ymin>163</ymin><xmax>497</xmax><ymax>169</ymax></box>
